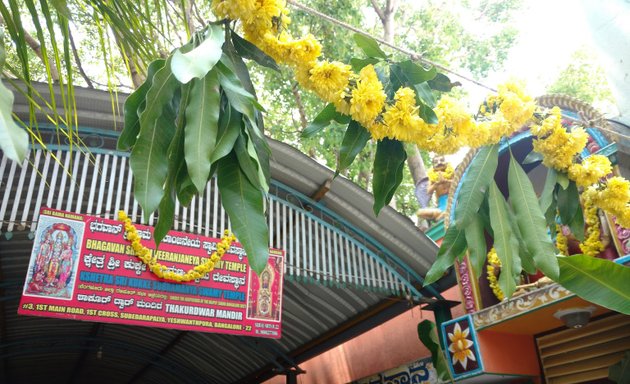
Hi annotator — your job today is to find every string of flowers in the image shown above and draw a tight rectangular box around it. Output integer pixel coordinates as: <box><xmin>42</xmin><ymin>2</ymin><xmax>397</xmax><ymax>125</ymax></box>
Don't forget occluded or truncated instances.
<box><xmin>118</xmin><ymin>211</ymin><xmax>237</xmax><ymax>282</ymax></box>
<box><xmin>427</xmin><ymin>163</ymin><xmax>454</xmax><ymax>183</ymax></box>
<box><xmin>211</xmin><ymin>0</ymin><xmax>629</xmax><ymax>228</ymax></box>
<box><xmin>555</xmin><ymin>223</ymin><xmax>569</xmax><ymax>256</ymax></box>
<box><xmin>211</xmin><ymin>0</ymin><xmax>534</xmax><ymax>155</ymax></box>
<box><xmin>579</xmin><ymin>194</ymin><xmax>605</xmax><ymax>256</ymax></box>
<box><xmin>486</xmin><ymin>247</ymin><xmax>505</xmax><ymax>301</ymax></box>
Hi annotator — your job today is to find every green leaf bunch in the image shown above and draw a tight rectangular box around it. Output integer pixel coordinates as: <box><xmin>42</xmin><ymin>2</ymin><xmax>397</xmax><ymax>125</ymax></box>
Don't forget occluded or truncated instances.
<box><xmin>424</xmin><ymin>147</ymin><xmax>559</xmax><ymax>298</ymax></box>
<box><xmin>119</xmin><ymin>25</ymin><xmax>278</xmax><ymax>274</ymax></box>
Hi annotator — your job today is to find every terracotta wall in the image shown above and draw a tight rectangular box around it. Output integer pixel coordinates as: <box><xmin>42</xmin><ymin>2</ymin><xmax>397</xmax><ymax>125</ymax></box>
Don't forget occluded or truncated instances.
<box><xmin>265</xmin><ymin>286</ymin><xmax>464</xmax><ymax>384</ymax></box>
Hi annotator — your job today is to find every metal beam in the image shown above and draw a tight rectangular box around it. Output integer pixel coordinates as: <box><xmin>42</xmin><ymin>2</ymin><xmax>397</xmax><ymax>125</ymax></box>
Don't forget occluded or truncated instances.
<box><xmin>126</xmin><ymin>331</ymin><xmax>187</xmax><ymax>384</ymax></box>
<box><xmin>67</xmin><ymin>323</ymin><xmax>103</xmax><ymax>384</ymax></box>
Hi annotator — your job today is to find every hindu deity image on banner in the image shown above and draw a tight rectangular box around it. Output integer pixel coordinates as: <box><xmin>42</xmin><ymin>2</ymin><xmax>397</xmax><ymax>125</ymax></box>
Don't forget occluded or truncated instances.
<box><xmin>247</xmin><ymin>253</ymin><xmax>283</xmax><ymax>322</ymax></box>
<box><xmin>23</xmin><ymin>215</ymin><xmax>85</xmax><ymax>300</ymax></box>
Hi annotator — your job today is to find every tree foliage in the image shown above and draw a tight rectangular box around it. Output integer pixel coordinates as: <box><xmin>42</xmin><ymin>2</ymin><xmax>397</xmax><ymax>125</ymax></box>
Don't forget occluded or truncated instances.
<box><xmin>547</xmin><ymin>46</ymin><xmax>614</xmax><ymax>104</ymax></box>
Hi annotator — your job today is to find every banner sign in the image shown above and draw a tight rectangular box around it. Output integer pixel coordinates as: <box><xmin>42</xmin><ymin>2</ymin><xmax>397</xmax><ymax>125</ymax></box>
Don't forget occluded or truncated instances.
<box><xmin>18</xmin><ymin>208</ymin><xmax>284</xmax><ymax>338</ymax></box>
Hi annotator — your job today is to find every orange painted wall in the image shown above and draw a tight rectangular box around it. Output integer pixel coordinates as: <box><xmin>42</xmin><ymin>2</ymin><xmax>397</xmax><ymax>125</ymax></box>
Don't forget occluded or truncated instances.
<box><xmin>264</xmin><ymin>286</ymin><xmax>464</xmax><ymax>384</ymax></box>
<box><xmin>476</xmin><ymin>330</ymin><xmax>541</xmax><ymax>377</ymax></box>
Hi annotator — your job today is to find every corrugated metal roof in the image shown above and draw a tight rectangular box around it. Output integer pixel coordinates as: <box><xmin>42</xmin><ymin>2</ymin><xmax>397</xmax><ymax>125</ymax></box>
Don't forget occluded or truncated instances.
<box><xmin>0</xmin><ymin>83</ymin><xmax>446</xmax><ymax>383</ymax></box>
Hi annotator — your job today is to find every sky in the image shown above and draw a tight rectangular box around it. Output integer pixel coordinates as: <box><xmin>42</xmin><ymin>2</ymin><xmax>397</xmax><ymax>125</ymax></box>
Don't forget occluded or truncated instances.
<box><xmin>484</xmin><ymin>0</ymin><xmax>593</xmax><ymax>94</ymax></box>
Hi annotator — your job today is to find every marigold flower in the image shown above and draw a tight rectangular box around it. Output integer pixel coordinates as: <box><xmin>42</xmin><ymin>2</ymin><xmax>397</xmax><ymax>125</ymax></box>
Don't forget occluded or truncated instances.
<box><xmin>349</xmin><ymin>65</ymin><xmax>386</xmax><ymax>129</ymax></box>
<box><xmin>568</xmin><ymin>154</ymin><xmax>612</xmax><ymax>187</ymax></box>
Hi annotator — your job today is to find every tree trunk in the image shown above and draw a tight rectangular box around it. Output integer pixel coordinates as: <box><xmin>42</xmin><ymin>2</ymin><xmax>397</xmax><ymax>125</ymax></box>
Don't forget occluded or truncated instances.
<box><xmin>408</xmin><ymin>146</ymin><xmax>430</xmax><ymax>208</ymax></box>
<box><xmin>370</xmin><ymin>0</ymin><xmax>430</xmax><ymax>210</ymax></box>
<box><xmin>291</xmin><ymin>81</ymin><xmax>308</xmax><ymax>131</ymax></box>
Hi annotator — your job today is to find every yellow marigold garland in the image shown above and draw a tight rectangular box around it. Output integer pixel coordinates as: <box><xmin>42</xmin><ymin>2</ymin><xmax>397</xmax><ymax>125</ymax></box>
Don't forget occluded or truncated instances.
<box><xmin>212</xmin><ymin>0</ymin><xmax>630</xmax><ymax>228</ymax></box>
<box><xmin>211</xmin><ymin>0</ymin><xmax>533</xmax><ymax>154</ymax></box>
<box><xmin>486</xmin><ymin>247</ymin><xmax>505</xmax><ymax>301</ymax></box>
<box><xmin>118</xmin><ymin>211</ymin><xmax>237</xmax><ymax>282</ymax></box>
<box><xmin>555</xmin><ymin>223</ymin><xmax>569</xmax><ymax>256</ymax></box>
<box><xmin>579</xmin><ymin>193</ymin><xmax>605</xmax><ymax>256</ymax></box>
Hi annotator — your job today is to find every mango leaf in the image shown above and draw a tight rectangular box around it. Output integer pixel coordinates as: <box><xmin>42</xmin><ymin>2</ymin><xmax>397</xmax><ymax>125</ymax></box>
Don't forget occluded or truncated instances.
<box><xmin>119</xmin><ymin>59</ymin><xmax>165</xmax><ymax>151</ymax></box>
<box><xmin>609</xmin><ymin>351</ymin><xmax>630</xmax><ymax>384</ymax></box>
<box><xmin>428</xmin><ymin>73</ymin><xmax>460</xmax><ymax>92</ymax></box>
<box><xmin>508</xmin><ymin>152</ymin><xmax>559</xmax><ymax>280</ymax></box>
<box><xmin>398</xmin><ymin>60</ymin><xmax>436</xmax><ymax>84</ymax></box>
<box><xmin>557</xmin><ymin>255</ymin><xmax>630</xmax><ymax>315</ymax></box>
<box><xmin>171</xmin><ymin>24</ymin><xmax>224</xmax><ymax>83</ymax></box>
<box><xmin>215</xmin><ymin>60</ymin><xmax>263</xmax><ymax>124</ymax></box>
<box><xmin>414</xmin><ymin>82</ymin><xmax>436</xmax><ymax>108</ymax></box>
<box><xmin>209</xmin><ymin>106</ymin><xmax>241</xmax><ymax>165</ymax></box>
<box><xmin>131</xmin><ymin>56</ymin><xmax>180</xmax><ymax>215</ymax></box>
<box><xmin>539</xmin><ymin>168</ymin><xmax>557</xmax><ymax>216</ymax></box>
<box><xmin>350</xmin><ymin>57</ymin><xmax>380</xmax><ymax>72</ymax></box>
<box><xmin>185</xmin><ymin>70</ymin><xmax>221</xmax><ymax>193</ymax></box>
<box><xmin>234</xmin><ymin>129</ymin><xmax>268</xmax><ymax>191</ymax></box>
<box><xmin>155</xmin><ymin>84</ymin><xmax>190</xmax><ymax>246</ymax></box>
<box><xmin>419</xmin><ymin>102</ymin><xmax>438</xmax><ymax>125</ymax></box>
<box><xmin>523</xmin><ymin>151</ymin><xmax>543</xmax><ymax>165</ymax></box>
<box><xmin>454</xmin><ymin>144</ymin><xmax>499</xmax><ymax>230</ymax></box>
<box><xmin>488</xmin><ymin>181</ymin><xmax>521</xmax><ymax>298</ymax></box>
<box><xmin>424</xmin><ymin>225</ymin><xmax>466</xmax><ymax>285</ymax></box>
<box><xmin>131</xmin><ymin>111</ymin><xmax>177</xmax><ymax>217</ymax></box>
<box><xmin>568</xmin><ymin>203</ymin><xmax>585</xmax><ymax>242</ymax></box>
<box><xmin>302</xmin><ymin>103</ymin><xmax>345</xmax><ymax>138</ymax></box>
<box><xmin>557</xmin><ymin>172</ymin><xmax>569</xmax><ymax>189</ymax></box>
<box><xmin>337</xmin><ymin>120</ymin><xmax>370</xmax><ymax>173</ymax></box>
<box><xmin>176</xmin><ymin>163</ymin><xmax>197</xmax><ymax>207</ymax></box>
<box><xmin>465</xmin><ymin>215</ymin><xmax>487</xmax><ymax>278</ymax></box>
<box><xmin>417</xmin><ymin>320</ymin><xmax>451</xmax><ymax>381</ymax></box>
<box><xmin>246</xmin><ymin>116</ymin><xmax>271</xmax><ymax>188</ymax></box>
<box><xmin>388</xmin><ymin>64</ymin><xmax>406</xmax><ymax>99</ymax></box>
<box><xmin>558</xmin><ymin>180</ymin><xmax>579</xmax><ymax>225</ymax></box>
<box><xmin>509</xmin><ymin>214</ymin><xmax>537</xmax><ymax>275</ymax></box>
<box><xmin>353</xmin><ymin>33</ymin><xmax>387</xmax><ymax>59</ymax></box>
<box><xmin>222</xmin><ymin>37</ymin><xmax>258</xmax><ymax>97</ymax></box>
<box><xmin>372</xmin><ymin>139</ymin><xmax>406</xmax><ymax>216</ymax></box>
<box><xmin>0</xmin><ymin>80</ymin><xmax>28</xmax><ymax>163</ymax></box>
<box><xmin>545</xmin><ymin>192</ymin><xmax>558</xmax><ymax>233</ymax></box>
<box><xmin>217</xmin><ymin>151</ymin><xmax>269</xmax><ymax>274</ymax></box>
<box><xmin>231</xmin><ymin>30</ymin><xmax>279</xmax><ymax>71</ymax></box>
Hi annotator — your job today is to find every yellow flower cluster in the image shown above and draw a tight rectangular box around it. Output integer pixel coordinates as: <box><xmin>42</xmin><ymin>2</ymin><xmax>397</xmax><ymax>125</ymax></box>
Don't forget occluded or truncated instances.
<box><xmin>555</xmin><ymin>223</ymin><xmax>569</xmax><ymax>256</ymax></box>
<box><xmin>427</xmin><ymin>163</ymin><xmax>454</xmax><ymax>183</ymax></box>
<box><xmin>585</xmin><ymin>177</ymin><xmax>630</xmax><ymax>228</ymax></box>
<box><xmin>419</xmin><ymin>95</ymin><xmax>477</xmax><ymax>154</ymax></box>
<box><xmin>579</xmin><ymin>194</ymin><xmax>605</xmax><ymax>257</ymax></box>
<box><xmin>211</xmin><ymin>0</ymin><xmax>534</xmax><ymax>155</ymax></box>
<box><xmin>486</xmin><ymin>247</ymin><xmax>505</xmax><ymax>301</ymax></box>
<box><xmin>531</xmin><ymin>107</ymin><xmax>588</xmax><ymax>172</ymax></box>
<box><xmin>118</xmin><ymin>211</ymin><xmax>236</xmax><ymax>282</ymax></box>
<box><xmin>482</xmin><ymin>81</ymin><xmax>536</xmax><ymax>131</ymax></box>
<box><xmin>350</xmin><ymin>65</ymin><xmax>387</xmax><ymax>129</ymax></box>
<box><xmin>568</xmin><ymin>154</ymin><xmax>612</xmax><ymax>187</ymax></box>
